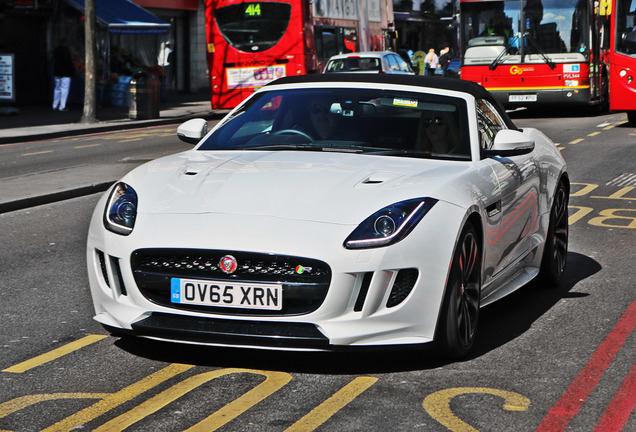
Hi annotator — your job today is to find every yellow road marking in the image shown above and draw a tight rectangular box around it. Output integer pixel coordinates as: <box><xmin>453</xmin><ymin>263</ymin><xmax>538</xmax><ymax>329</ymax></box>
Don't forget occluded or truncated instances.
<box><xmin>588</xmin><ymin>131</ymin><xmax>601</xmax><ymax>137</ymax></box>
<box><xmin>591</xmin><ymin>186</ymin><xmax>636</xmax><ymax>200</ymax></box>
<box><xmin>423</xmin><ymin>387</ymin><xmax>530</xmax><ymax>432</ymax></box>
<box><xmin>21</xmin><ymin>150</ymin><xmax>53</xmax><ymax>156</ymax></box>
<box><xmin>603</xmin><ymin>125</ymin><xmax>615</xmax><ymax>130</ymax></box>
<box><xmin>0</xmin><ymin>393</ymin><xmax>109</xmax><ymax>418</ymax></box>
<box><xmin>42</xmin><ymin>363</ymin><xmax>194</xmax><ymax>431</ymax></box>
<box><xmin>75</xmin><ymin>143</ymin><xmax>101</xmax><ymax>149</ymax></box>
<box><xmin>568</xmin><ymin>205</ymin><xmax>594</xmax><ymax>225</ymax></box>
<box><xmin>285</xmin><ymin>376</ymin><xmax>378</xmax><ymax>432</ymax></box>
<box><xmin>95</xmin><ymin>368</ymin><xmax>291</xmax><ymax>432</ymax></box>
<box><xmin>569</xmin><ymin>138</ymin><xmax>584</xmax><ymax>144</ymax></box>
<box><xmin>570</xmin><ymin>182</ymin><xmax>599</xmax><ymax>196</ymax></box>
<box><xmin>3</xmin><ymin>335</ymin><xmax>108</xmax><ymax>373</ymax></box>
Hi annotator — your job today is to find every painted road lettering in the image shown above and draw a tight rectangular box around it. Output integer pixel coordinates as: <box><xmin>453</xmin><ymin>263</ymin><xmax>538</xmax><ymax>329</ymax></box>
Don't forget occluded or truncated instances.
<box><xmin>569</xmin><ymin>182</ymin><xmax>635</xmax><ymax>229</ymax></box>
<box><xmin>423</xmin><ymin>387</ymin><xmax>530</xmax><ymax>432</ymax></box>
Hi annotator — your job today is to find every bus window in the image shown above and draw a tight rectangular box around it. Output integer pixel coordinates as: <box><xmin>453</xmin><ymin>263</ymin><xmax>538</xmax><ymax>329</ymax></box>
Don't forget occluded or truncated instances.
<box><xmin>214</xmin><ymin>2</ymin><xmax>292</xmax><ymax>52</ymax></box>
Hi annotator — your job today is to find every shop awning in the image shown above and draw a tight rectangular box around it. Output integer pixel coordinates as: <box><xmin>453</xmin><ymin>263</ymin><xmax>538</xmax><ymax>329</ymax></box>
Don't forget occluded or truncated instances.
<box><xmin>66</xmin><ymin>0</ymin><xmax>170</xmax><ymax>34</ymax></box>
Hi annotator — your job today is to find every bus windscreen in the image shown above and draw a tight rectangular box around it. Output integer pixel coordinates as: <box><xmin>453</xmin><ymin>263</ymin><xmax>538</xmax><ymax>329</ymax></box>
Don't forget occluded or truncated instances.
<box><xmin>214</xmin><ymin>2</ymin><xmax>292</xmax><ymax>52</ymax></box>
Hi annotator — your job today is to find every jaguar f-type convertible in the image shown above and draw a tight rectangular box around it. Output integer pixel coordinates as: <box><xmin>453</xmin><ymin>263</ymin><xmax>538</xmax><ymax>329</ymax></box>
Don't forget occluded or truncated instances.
<box><xmin>87</xmin><ymin>74</ymin><xmax>569</xmax><ymax>358</ymax></box>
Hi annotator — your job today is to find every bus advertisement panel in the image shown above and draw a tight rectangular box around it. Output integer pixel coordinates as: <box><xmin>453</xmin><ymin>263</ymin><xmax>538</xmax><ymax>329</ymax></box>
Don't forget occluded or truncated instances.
<box><xmin>205</xmin><ymin>0</ymin><xmax>394</xmax><ymax>109</ymax></box>
<box><xmin>459</xmin><ymin>0</ymin><xmax>606</xmax><ymax>109</ymax></box>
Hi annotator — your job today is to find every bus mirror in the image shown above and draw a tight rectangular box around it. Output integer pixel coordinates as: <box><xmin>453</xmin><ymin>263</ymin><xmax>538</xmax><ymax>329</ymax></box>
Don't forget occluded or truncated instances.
<box><xmin>177</xmin><ymin>118</ymin><xmax>208</xmax><ymax>145</ymax></box>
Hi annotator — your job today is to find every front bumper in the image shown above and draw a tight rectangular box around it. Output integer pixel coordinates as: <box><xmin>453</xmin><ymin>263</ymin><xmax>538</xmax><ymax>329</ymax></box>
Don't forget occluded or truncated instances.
<box><xmin>87</xmin><ymin>193</ymin><xmax>465</xmax><ymax>350</ymax></box>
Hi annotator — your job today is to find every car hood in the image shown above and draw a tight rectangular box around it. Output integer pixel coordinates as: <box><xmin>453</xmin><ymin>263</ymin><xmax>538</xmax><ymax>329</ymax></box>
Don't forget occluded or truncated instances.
<box><xmin>124</xmin><ymin>150</ymin><xmax>469</xmax><ymax>225</ymax></box>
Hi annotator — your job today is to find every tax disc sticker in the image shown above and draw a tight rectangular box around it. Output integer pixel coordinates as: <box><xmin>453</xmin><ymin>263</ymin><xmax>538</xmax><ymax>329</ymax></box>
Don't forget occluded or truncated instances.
<box><xmin>393</xmin><ymin>98</ymin><xmax>418</xmax><ymax>108</ymax></box>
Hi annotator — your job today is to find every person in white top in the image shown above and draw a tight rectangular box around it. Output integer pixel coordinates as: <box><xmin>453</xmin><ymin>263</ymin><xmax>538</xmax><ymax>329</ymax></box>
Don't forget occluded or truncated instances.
<box><xmin>423</xmin><ymin>48</ymin><xmax>438</xmax><ymax>76</ymax></box>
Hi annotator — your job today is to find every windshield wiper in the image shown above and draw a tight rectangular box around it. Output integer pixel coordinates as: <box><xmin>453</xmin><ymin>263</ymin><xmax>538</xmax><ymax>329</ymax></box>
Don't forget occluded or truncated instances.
<box><xmin>365</xmin><ymin>149</ymin><xmax>433</xmax><ymax>157</ymax></box>
<box><xmin>490</xmin><ymin>36</ymin><xmax>519</xmax><ymax>71</ymax></box>
<box><xmin>242</xmin><ymin>144</ymin><xmax>322</xmax><ymax>151</ymax></box>
<box><xmin>490</xmin><ymin>34</ymin><xmax>556</xmax><ymax>70</ymax></box>
<box><xmin>523</xmin><ymin>32</ymin><xmax>556</xmax><ymax>69</ymax></box>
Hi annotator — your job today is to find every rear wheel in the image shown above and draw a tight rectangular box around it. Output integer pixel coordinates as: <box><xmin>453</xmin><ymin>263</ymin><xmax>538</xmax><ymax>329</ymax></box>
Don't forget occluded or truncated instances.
<box><xmin>437</xmin><ymin>223</ymin><xmax>481</xmax><ymax>359</ymax></box>
<box><xmin>539</xmin><ymin>181</ymin><xmax>569</xmax><ymax>286</ymax></box>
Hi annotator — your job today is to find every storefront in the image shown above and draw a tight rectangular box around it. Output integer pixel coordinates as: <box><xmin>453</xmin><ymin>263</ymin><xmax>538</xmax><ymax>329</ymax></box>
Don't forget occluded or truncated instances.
<box><xmin>0</xmin><ymin>0</ymin><xmax>52</xmax><ymax>105</ymax></box>
<box><xmin>0</xmin><ymin>0</ymin><xmax>171</xmax><ymax>106</ymax></box>
<box><xmin>62</xmin><ymin>0</ymin><xmax>170</xmax><ymax>106</ymax></box>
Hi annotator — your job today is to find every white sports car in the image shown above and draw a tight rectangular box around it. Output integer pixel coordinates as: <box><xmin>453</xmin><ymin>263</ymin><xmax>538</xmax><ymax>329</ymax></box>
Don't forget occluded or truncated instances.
<box><xmin>87</xmin><ymin>74</ymin><xmax>569</xmax><ymax>358</ymax></box>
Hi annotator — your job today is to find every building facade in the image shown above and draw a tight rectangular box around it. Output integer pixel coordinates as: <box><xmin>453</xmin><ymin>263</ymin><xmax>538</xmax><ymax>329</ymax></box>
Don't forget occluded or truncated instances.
<box><xmin>0</xmin><ymin>0</ymin><xmax>209</xmax><ymax>106</ymax></box>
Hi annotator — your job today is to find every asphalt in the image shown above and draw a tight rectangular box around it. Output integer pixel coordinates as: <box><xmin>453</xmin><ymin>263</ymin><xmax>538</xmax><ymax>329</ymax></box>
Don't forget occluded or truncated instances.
<box><xmin>0</xmin><ymin>91</ymin><xmax>229</xmax><ymax>214</ymax></box>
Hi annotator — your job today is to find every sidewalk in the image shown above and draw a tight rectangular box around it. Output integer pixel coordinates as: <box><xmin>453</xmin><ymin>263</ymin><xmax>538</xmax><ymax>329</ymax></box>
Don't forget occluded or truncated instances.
<box><xmin>0</xmin><ymin>91</ymin><xmax>227</xmax><ymax>144</ymax></box>
<box><xmin>0</xmin><ymin>91</ymin><xmax>229</xmax><ymax>213</ymax></box>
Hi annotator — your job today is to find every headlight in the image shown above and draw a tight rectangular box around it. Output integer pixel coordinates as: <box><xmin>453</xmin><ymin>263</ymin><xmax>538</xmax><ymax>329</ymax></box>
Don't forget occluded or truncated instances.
<box><xmin>104</xmin><ymin>182</ymin><xmax>138</xmax><ymax>235</ymax></box>
<box><xmin>344</xmin><ymin>198</ymin><xmax>437</xmax><ymax>249</ymax></box>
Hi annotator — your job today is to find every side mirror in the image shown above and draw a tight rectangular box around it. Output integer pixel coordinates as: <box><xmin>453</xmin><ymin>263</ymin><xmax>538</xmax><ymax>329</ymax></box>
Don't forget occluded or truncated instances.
<box><xmin>177</xmin><ymin>119</ymin><xmax>208</xmax><ymax>145</ymax></box>
<box><xmin>482</xmin><ymin>129</ymin><xmax>534</xmax><ymax>158</ymax></box>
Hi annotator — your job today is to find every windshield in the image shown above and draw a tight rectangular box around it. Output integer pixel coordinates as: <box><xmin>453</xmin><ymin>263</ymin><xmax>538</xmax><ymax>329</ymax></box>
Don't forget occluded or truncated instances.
<box><xmin>214</xmin><ymin>2</ymin><xmax>291</xmax><ymax>52</ymax></box>
<box><xmin>616</xmin><ymin>0</ymin><xmax>636</xmax><ymax>55</ymax></box>
<box><xmin>461</xmin><ymin>0</ymin><xmax>589</xmax><ymax>63</ymax></box>
<box><xmin>198</xmin><ymin>88</ymin><xmax>471</xmax><ymax>160</ymax></box>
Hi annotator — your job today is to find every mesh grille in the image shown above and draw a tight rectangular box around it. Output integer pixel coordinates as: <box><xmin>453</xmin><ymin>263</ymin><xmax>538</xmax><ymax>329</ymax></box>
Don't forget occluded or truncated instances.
<box><xmin>131</xmin><ymin>248</ymin><xmax>331</xmax><ymax>316</ymax></box>
<box><xmin>387</xmin><ymin>268</ymin><xmax>418</xmax><ymax>308</ymax></box>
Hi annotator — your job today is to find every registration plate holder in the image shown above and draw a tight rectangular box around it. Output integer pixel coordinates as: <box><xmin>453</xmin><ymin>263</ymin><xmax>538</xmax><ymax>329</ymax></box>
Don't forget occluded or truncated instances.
<box><xmin>509</xmin><ymin>94</ymin><xmax>537</xmax><ymax>102</ymax></box>
<box><xmin>171</xmin><ymin>278</ymin><xmax>283</xmax><ymax>311</ymax></box>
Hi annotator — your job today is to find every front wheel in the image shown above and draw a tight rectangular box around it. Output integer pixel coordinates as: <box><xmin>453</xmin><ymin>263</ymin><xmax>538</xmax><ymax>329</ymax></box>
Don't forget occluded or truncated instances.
<box><xmin>437</xmin><ymin>223</ymin><xmax>481</xmax><ymax>359</ymax></box>
<box><xmin>539</xmin><ymin>181</ymin><xmax>569</xmax><ymax>287</ymax></box>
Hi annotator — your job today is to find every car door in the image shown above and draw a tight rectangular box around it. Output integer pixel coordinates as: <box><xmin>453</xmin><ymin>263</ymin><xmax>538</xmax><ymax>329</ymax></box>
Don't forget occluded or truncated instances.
<box><xmin>476</xmin><ymin>99</ymin><xmax>541</xmax><ymax>295</ymax></box>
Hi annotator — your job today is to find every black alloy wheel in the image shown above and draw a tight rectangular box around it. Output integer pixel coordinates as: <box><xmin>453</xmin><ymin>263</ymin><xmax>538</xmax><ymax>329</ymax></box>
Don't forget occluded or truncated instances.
<box><xmin>438</xmin><ymin>223</ymin><xmax>481</xmax><ymax>359</ymax></box>
<box><xmin>540</xmin><ymin>181</ymin><xmax>569</xmax><ymax>286</ymax></box>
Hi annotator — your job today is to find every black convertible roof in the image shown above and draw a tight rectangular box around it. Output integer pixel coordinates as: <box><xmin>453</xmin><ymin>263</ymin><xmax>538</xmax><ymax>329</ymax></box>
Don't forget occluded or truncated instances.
<box><xmin>268</xmin><ymin>73</ymin><xmax>493</xmax><ymax>99</ymax></box>
<box><xmin>266</xmin><ymin>73</ymin><xmax>517</xmax><ymax>129</ymax></box>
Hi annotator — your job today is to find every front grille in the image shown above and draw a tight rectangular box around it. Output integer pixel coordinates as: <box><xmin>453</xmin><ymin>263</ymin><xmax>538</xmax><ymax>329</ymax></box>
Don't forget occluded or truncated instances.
<box><xmin>131</xmin><ymin>249</ymin><xmax>332</xmax><ymax>316</ymax></box>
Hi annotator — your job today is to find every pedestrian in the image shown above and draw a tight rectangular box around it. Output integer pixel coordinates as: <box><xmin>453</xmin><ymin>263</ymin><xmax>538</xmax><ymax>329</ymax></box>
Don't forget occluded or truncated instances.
<box><xmin>438</xmin><ymin>46</ymin><xmax>451</xmax><ymax>77</ymax></box>
<box><xmin>424</xmin><ymin>48</ymin><xmax>438</xmax><ymax>76</ymax></box>
<box><xmin>52</xmin><ymin>38</ymin><xmax>75</xmax><ymax>111</ymax></box>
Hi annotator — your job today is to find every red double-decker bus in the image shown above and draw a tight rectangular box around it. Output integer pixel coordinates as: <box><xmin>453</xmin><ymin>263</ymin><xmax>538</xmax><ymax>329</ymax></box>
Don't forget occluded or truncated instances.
<box><xmin>459</xmin><ymin>0</ymin><xmax>608</xmax><ymax>109</ymax></box>
<box><xmin>204</xmin><ymin>0</ymin><xmax>395</xmax><ymax>109</ymax></box>
<box><xmin>605</xmin><ymin>0</ymin><xmax>636</xmax><ymax>122</ymax></box>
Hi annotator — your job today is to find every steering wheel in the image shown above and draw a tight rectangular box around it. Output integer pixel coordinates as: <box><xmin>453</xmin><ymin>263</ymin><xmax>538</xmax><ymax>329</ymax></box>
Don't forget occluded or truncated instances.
<box><xmin>273</xmin><ymin>129</ymin><xmax>314</xmax><ymax>142</ymax></box>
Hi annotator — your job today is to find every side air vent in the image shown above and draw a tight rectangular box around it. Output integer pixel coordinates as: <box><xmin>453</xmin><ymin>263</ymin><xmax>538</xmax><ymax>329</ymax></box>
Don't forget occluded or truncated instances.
<box><xmin>96</xmin><ymin>249</ymin><xmax>109</xmax><ymax>287</ymax></box>
<box><xmin>354</xmin><ymin>272</ymin><xmax>373</xmax><ymax>312</ymax></box>
<box><xmin>387</xmin><ymin>269</ymin><xmax>419</xmax><ymax>308</ymax></box>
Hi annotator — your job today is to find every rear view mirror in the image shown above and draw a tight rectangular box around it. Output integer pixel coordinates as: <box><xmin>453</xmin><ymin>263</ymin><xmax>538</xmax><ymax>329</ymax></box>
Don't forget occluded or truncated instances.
<box><xmin>482</xmin><ymin>129</ymin><xmax>534</xmax><ymax>158</ymax></box>
<box><xmin>177</xmin><ymin>119</ymin><xmax>208</xmax><ymax>145</ymax></box>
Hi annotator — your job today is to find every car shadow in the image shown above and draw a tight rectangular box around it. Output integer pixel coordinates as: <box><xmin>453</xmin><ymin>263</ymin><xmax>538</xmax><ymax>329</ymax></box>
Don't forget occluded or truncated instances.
<box><xmin>113</xmin><ymin>251</ymin><xmax>600</xmax><ymax>373</ymax></box>
<box><xmin>468</xmin><ymin>251</ymin><xmax>601</xmax><ymax>358</ymax></box>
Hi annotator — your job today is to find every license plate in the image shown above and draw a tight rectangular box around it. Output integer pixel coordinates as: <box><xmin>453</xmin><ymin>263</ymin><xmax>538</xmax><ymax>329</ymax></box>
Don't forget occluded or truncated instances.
<box><xmin>509</xmin><ymin>94</ymin><xmax>537</xmax><ymax>102</ymax></box>
<box><xmin>170</xmin><ymin>278</ymin><xmax>282</xmax><ymax>310</ymax></box>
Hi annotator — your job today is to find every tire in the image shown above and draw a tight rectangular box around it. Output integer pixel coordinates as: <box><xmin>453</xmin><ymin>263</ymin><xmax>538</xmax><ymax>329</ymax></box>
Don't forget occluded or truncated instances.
<box><xmin>539</xmin><ymin>181</ymin><xmax>569</xmax><ymax>287</ymax></box>
<box><xmin>437</xmin><ymin>223</ymin><xmax>481</xmax><ymax>359</ymax></box>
